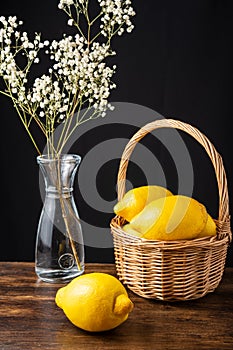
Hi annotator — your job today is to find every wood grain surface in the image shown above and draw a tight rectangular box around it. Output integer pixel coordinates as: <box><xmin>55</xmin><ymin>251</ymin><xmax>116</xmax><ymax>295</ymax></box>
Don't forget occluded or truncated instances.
<box><xmin>0</xmin><ymin>262</ymin><xmax>232</xmax><ymax>350</ymax></box>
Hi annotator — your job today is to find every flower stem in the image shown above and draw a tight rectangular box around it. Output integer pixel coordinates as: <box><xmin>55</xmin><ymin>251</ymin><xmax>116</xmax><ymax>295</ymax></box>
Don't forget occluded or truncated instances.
<box><xmin>57</xmin><ymin>157</ymin><xmax>82</xmax><ymax>271</ymax></box>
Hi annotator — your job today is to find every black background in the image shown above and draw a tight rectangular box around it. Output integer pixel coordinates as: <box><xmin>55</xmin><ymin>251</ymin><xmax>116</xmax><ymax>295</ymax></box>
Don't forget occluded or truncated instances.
<box><xmin>0</xmin><ymin>0</ymin><xmax>232</xmax><ymax>266</ymax></box>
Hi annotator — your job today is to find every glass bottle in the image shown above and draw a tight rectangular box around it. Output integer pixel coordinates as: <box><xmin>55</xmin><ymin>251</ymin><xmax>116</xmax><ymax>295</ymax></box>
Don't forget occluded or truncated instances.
<box><xmin>35</xmin><ymin>154</ymin><xmax>84</xmax><ymax>283</ymax></box>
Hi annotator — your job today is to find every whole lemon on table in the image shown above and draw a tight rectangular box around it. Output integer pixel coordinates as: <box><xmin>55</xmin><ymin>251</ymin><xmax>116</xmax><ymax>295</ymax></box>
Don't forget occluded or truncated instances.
<box><xmin>55</xmin><ymin>272</ymin><xmax>134</xmax><ymax>332</ymax></box>
<box><xmin>114</xmin><ymin>185</ymin><xmax>173</xmax><ymax>222</ymax></box>
<box><xmin>129</xmin><ymin>195</ymin><xmax>208</xmax><ymax>240</ymax></box>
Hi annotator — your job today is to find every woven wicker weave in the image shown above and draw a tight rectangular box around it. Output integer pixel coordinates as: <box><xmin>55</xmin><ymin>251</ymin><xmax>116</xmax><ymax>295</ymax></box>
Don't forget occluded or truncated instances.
<box><xmin>110</xmin><ymin>119</ymin><xmax>232</xmax><ymax>301</ymax></box>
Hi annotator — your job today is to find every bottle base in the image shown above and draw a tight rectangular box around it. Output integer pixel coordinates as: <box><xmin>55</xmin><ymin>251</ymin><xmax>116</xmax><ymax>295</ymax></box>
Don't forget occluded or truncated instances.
<box><xmin>35</xmin><ymin>266</ymin><xmax>84</xmax><ymax>283</ymax></box>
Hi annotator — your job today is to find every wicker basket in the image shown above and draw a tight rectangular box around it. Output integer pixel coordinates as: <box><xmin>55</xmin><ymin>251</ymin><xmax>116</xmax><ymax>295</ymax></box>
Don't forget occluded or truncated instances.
<box><xmin>110</xmin><ymin>119</ymin><xmax>232</xmax><ymax>301</ymax></box>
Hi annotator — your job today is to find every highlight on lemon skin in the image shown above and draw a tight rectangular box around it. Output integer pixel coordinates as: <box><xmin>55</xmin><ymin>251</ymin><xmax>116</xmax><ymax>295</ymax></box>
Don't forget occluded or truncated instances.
<box><xmin>122</xmin><ymin>224</ymin><xmax>143</xmax><ymax>237</ymax></box>
<box><xmin>55</xmin><ymin>272</ymin><xmax>134</xmax><ymax>332</ymax></box>
<box><xmin>114</xmin><ymin>185</ymin><xmax>173</xmax><ymax>222</ymax></box>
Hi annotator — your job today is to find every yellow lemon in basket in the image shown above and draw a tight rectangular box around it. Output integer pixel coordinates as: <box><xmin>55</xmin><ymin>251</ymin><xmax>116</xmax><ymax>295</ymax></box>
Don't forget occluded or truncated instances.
<box><xmin>114</xmin><ymin>185</ymin><xmax>173</xmax><ymax>222</ymax></box>
<box><xmin>130</xmin><ymin>195</ymin><xmax>208</xmax><ymax>240</ymax></box>
<box><xmin>55</xmin><ymin>272</ymin><xmax>134</xmax><ymax>332</ymax></box>
<box><xmin>197</xmin><ymin>214</ymin><xmax>216</xmax><ymax>238</ymax></box>
<box><xmin>123</xmin><ymin>223</ymin><xmax>144</xmax><ymax>237</ymax></box>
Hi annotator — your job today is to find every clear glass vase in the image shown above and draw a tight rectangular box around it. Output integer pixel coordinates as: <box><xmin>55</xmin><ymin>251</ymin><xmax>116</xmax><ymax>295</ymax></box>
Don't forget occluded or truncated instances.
<box><xmin>35</xmin><ymin>154</ymin><xmax>85</xmax><ymax>283</ymax></box>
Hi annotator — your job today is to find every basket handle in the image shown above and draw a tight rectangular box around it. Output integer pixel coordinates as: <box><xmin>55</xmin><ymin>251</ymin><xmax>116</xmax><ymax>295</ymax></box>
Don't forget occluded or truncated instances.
<box><xmin>117</xmin><ymin>119</ymin><xmax>231</xmax><ymax>239</ymax></box>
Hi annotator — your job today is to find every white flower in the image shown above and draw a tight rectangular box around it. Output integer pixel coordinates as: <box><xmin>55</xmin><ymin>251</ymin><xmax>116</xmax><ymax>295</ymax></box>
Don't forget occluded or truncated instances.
<box><xmin>0</xmin><ymin>1</ymin><xmax>135</xmax><ymax>153</ymax></box>
<box><xmin>58</xmin><ymin>0</ymin><xmax>74</xmax><ymax>9</ymax></box>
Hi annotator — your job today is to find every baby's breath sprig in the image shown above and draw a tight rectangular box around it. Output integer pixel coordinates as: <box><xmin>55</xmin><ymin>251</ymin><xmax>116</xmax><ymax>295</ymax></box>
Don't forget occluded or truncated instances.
<box><xmin>0</xmin><ymin>1</ymin><xmax>135</xmax><ymax>157</ymax></box>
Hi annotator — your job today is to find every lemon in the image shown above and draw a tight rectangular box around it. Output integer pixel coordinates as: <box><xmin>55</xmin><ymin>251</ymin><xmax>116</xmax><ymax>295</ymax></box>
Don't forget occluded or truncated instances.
<box><xmin>130</xmin><ymin>195</ymin><xmax>208</xmax><ymax>240</ymax></box>
<box><xmin>114</xmin><ymin>185</ymin><xmax>173</xmax><ymax>222</ymax></box>
<box><xmin>197</xmin><ymin>214</ymin><xmax>216</xmax><ymax>238</ymax></box>
<box><xmin>55</xmin><ymin>272</ymin><xmax>134</xmax><ymax>332</ymax></box>
<box><xmin>122</xmin><ymin>223</ymin><xmax>143</xmax><ymax>237</ymax></box>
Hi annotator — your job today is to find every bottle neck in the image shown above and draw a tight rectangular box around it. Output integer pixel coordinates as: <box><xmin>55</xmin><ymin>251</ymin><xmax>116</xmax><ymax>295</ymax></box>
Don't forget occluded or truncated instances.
<box><xmin>45</xmin><ymin>185</ymin><xmax>74</xmax><ymax>198</ymax></box>
<box><xmin>37</xmin><ymin>154</ymin><xmax>81</xmax><ymax>199</ymax></box>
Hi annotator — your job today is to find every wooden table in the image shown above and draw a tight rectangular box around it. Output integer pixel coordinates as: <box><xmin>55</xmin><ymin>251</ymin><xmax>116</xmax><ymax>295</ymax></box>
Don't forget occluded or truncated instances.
<box><xmin>0</xmin><ymin>263</ymin><xmax>232</xmax><ymax>350</ymax></box>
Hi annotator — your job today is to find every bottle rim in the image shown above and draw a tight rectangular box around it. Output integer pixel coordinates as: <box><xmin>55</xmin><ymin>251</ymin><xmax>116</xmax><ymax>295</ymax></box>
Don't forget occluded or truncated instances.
<box><xmin>37</xmin><ymin>154</ymin><xmax>81</xmax><ymax>164</ymax></box>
